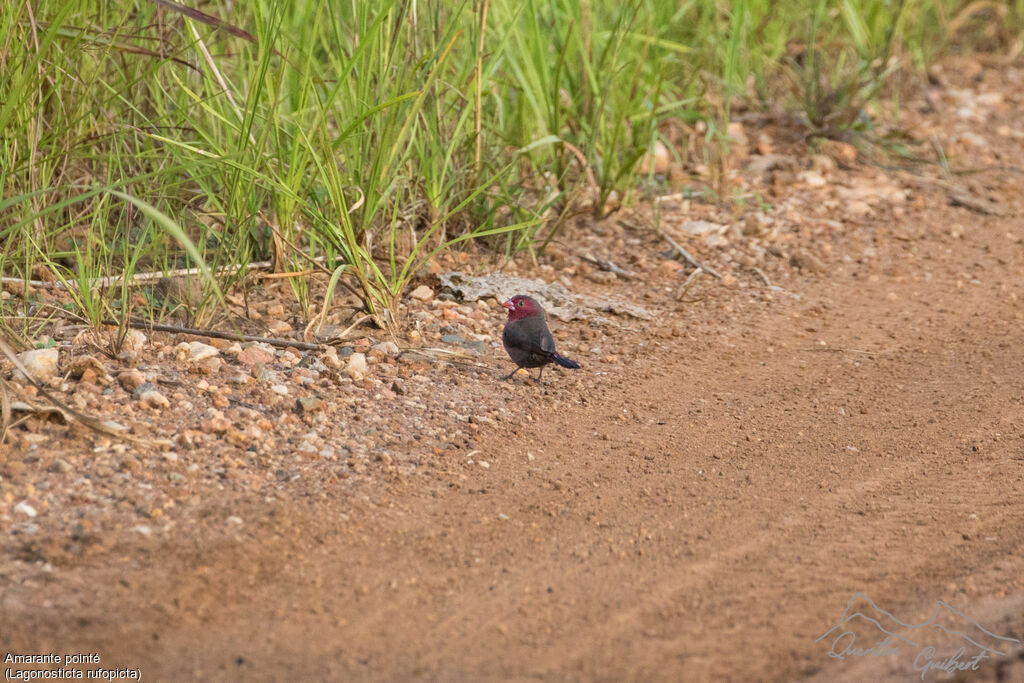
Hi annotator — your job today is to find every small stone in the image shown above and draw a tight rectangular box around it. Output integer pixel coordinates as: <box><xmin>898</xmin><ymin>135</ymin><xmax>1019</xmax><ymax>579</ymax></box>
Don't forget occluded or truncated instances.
<box><xmin>347</xmin><ymin>353</ymin><xmax>368</xmax><ymax>380</ymax></box>
<box><xmin>296</xmin><ymin>396</ymin><xmax>323</xmax><ymax>413</ymax></box>
<box><xmin>118</xmin><ymin>370</ymin><xmax>146</xmax><ymax>392</ymax></box>
<box><xmin>440</xmin><ymin>334</ymin><xmax>465</xmax><ymax>345</ymax></box>
<box><xmin>197</xmin><ymin>356</ymin><xmax>222</xmax><ymax>375</ymax></box>
<box><xmin>66</xmin><ymin>355</ymin><xmax>104</xmax><ymax>380</ymax></box>
<box><xmin>279</xmin><ymin>350</ymin><xmax>301</xmax><ymax>367</ymax></box>
<box><xmin>847</xmin><ymin>201</ymin><xmax>872</xmax><ymax>217</ymax></box>
<box><xmin>682</xmin><ymin>220</ymin><xmax>721</xmax><ymax>235</ymax></box>
<box><xmin>372</xmin><ymin>340</ymin><xmax>400</xmax><ymax>357</ymax></box>
<box><xmin>265</xmin><ymin>303</ymin><xmax>285</xmax><ymax>317</ymax></box>
<box><xmin>271</xmin><ymin>384</ymin><xmax>289</xmax><ymax>396</ymax></box>
<box><xmin>790</xmin><ymin>249</ymin><xmax>827</xmax><ymax>274</ymax></box>
<box><xmin>138</xmin><ymin>386</ymin><xmax>170</xmax><ymax>409</ymax></box>
<box><xmin>391</xmin><ymin>379</ymin><xmax>407</xmax><ymax>395</ymax></box>
<box><xmin>188</xmin><ymin>342</ymin><xmax>220</xmax><ymax>361</ymax></box>
<box><xmin>227</xmin><ymin>516</ymin><xmax>244</xmax><ymax>525</ymax></box>
<box><xmin>409</xmin><ymin>285</ymin><xmax>434</xmax><ymax>302</ymax></box>
<box><xmin>267</xmin><ymin>320</ymin><xmax>292</xmax><ymax>335</ymax></box>
<box><xmin>322</xmin><ymin>347</ymin><xmax>343</xmax><ymax>369</ymax></box>
<box><xmin>14</xmin><ymin>501</ymin><xmax>38</xmax><ymax>518</ymax></box>
<box><xmin>132</xmin><ymin>382</ymin><xmax>164</xmax><ymax>405</ymax></box>
<box><xmin>237</xmin><ymin>345</ymin><xmax>275</xmax><ymax>366</ymax></box>
<box><xmin>224</xmin><ymin>429</ymin><xmax>248</xmax><ymax>446</ymax></box>
<box><xmin>799</xmin><ymin>170</ymin><xmax>827</xmax><ymax>187</ymax></box>
<box><xmin>48</xmin><ymin>459</ymin><xmax>72</xmax><ymax>474</ymax></box>
<box><xmin>122</xmin><ymin>329</ymin><xmax>147</xmax><ymax>351</ymax></box>
<box><xmin>16</xmin><ymin>348</ymin><xmax>59</xmax><ymax>382</ymax></box>
<box><xmin>200</xmin><ymin>416</ymin><xmax>231</xmax><ymax>433</ymax></box>
<box><xmin>132</xmin><ymin>525</ymin><xmax>152</xmax><ymax>537</ymax></box>
<box><xmin>639</xmin><ymin>140</ymin><xmax>671</xmax><ymax>174</ymax></box>
<box><xmin>116</xmin><ymin>350</ymin><xmax>140</xmax><ymax>367</ymax></box>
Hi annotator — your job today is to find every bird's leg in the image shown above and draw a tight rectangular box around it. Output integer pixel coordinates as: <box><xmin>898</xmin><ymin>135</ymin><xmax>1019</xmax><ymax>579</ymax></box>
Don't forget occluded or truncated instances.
<box><xmin>501</xmin><ymin>367</ymin><xmax>521</xmax><ymax>381</ymax></box>
<box><xmin>537</xmin><ymin>366</ymin><xmax>544</xmax><ymax>381</ymax></box>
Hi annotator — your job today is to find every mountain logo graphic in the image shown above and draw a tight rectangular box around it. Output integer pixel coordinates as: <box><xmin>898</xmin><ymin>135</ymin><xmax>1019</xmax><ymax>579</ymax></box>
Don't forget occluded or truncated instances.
<box><xmin>816</xmin><ymin>592</ymin><xmax>1021</xmax><ymax>677</ymax></box>
<box><xmin>817</xmin><ymin>591</ymin><xmax>1020</xmax><ymax>656</ymax></box>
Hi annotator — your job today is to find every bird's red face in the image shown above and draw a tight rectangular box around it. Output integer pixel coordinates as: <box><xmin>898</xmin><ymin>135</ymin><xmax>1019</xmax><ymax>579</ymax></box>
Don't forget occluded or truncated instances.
<box><xmin>502</xmin><ymin>295</ymin><xmax>541</xmax><ymax>322</ymax></box>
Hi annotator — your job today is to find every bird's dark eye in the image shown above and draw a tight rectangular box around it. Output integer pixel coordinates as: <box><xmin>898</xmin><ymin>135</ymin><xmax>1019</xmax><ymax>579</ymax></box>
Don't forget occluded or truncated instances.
<box><xmin>517</xmin><ymin>300</ymin><xmax>524</xmax><ymax>307</ymax></box>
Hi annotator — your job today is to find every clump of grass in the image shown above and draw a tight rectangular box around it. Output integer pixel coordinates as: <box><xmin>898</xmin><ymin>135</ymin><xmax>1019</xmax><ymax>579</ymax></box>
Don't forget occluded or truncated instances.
<box><xmin>0</xmin><ymin>0</ymin><xmax>1007</xmax><ymax>338</ymax></box>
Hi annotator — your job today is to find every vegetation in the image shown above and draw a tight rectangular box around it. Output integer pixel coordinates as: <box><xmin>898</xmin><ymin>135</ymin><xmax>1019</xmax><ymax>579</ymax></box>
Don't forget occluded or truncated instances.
<box><xmin>1</xmin><ymin>0</ymin><xmax>1018</xmax><ymax>335</ymax></box>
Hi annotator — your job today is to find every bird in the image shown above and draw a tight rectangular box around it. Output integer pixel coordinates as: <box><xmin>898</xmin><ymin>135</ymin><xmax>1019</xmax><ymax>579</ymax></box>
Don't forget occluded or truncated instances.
<box><xmin>500</xmin><ymin>294</ymin><xmax>580</xmax><ymax>381</ymax></box>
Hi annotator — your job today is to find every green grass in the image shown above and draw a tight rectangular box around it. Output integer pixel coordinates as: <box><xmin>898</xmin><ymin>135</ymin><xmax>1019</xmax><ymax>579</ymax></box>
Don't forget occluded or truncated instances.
<box><xmin>0</xmin><ymin>0</ymin><xmax>1015</xmax><ymax>336</ymax></box>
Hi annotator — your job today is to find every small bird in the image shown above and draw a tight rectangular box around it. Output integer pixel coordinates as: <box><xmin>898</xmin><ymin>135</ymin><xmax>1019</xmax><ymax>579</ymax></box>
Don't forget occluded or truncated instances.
<box><xmin>501</xmin><ymin>294</ymin><xmax>580</xmax><ymax>381</ymax></box>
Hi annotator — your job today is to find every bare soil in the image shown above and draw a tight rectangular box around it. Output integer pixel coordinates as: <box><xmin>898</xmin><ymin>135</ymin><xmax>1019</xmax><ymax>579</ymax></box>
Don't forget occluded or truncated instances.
<box><xmin>2</xmin><ymin>57</ymin><xmax>1023</xmax><ymax>681</ymax></box>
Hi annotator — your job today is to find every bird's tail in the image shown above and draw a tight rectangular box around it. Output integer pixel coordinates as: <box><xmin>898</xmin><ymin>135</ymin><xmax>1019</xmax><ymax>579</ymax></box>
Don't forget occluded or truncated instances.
<box><xmin>552</xmin><ymin>353</ymin><xmax>580</xmax><ymax>369</ymax></box>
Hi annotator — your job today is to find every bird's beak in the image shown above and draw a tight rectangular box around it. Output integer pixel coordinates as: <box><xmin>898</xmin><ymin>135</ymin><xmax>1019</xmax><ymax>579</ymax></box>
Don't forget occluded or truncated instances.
<box><xmin>501</xmin><ymin>300</ymin><xmax>514</xmax><ymax>310</ymax></box>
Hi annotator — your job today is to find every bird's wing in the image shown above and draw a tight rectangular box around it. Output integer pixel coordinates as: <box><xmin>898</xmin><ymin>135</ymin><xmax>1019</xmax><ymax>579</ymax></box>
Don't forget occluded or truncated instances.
<box><xmin>504</xmin><ymin>317</ymin><xmax>557</xmax><ymax>358</ymax></box>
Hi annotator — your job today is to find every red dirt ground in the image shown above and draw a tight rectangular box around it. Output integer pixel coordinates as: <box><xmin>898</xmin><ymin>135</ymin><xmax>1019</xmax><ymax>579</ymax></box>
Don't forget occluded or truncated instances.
<box><xmin>2</xmin><ymin>56</ymin><xmax>1023</xmax><ymax>681</ymax></box>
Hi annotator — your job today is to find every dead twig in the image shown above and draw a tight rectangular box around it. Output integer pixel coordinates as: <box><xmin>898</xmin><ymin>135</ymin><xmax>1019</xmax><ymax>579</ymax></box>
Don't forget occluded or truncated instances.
<box><xmin>559</xmin><ymin>140</ymin><xmax>600</xmax><ymax>206</ymax></box>
<box><xmin>676</xmin><ymin>268</ymin><xmax>705</xmax><ymax>301</ymax></box>
<box><xmin>103</xmin><ymin>319</ymin><xmax>323</xmax><ymax>351</ymax></box>
<box><xmin>663</xmin><ymin>234</ymin><xmax>723</xmax><ymax>280</ymax></box>
<box><xmin>579</xmin><ymin>253</ymin><xmax>634</xmax><ymax>280</ymax></box>
<box><xmin>332</xmin><ymin>314</ymin><xmax>374</xmax><ymax>342</ymax></box>
<box><xmin>751</xmin><ymin>267</ymin><xmax>772</xmax><ymax>287</ymax></box>
<box><xmin>893</xmin><ymin>171</ymin><xmax>1011</xmax><ymax>217</ymax></box>
<box><xmin>260</xmin><ymin>269</ymin><xmax>316</xmax><ymax>280</ymax></box>
<box><xmin>1</xmin><ymin>261</ymin><xmax>275</xmax><ymax>292</ymax></box>
<box><xmin>0</xmin><ymin>379</ymin><xmax>11</xmax><ymax>445</ymax></box>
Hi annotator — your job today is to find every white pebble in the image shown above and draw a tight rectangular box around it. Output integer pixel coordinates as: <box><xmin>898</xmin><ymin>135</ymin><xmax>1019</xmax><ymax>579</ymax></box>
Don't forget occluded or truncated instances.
<box><xmin>189</xmin><ymin>342</ymin><xmax>220</xmax><ymax>361</ymax></box>
<box><xmin>347</xmin><ymin>353</ymin><xmax>368</xmax><ymax>380</ymax></box>
<box><xmin>409</xmin><ymin>285</ymin><xmax>434</xmax><ymax>302</ymax></box>
<box><xmin>16</xmin><ymin>348</ymin><xmax>59</xmax><ymax>382</ymax></box>
<box><xmin>14</xmin><ymin>501</ymin><xmax>38</xmax><ymax>518</ymax></box>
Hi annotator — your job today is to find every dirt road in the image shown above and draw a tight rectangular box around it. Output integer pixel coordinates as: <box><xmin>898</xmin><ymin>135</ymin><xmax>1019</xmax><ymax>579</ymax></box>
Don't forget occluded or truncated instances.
<box><xmin>3</xmin><ymin>60</ymin><xmax>1024</xmax><ymax>682</ymax></box>
<box><xmin>4</xmin><ymin>191</ymin><xmax>1023</xmax><ymax>681</ymax></box>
